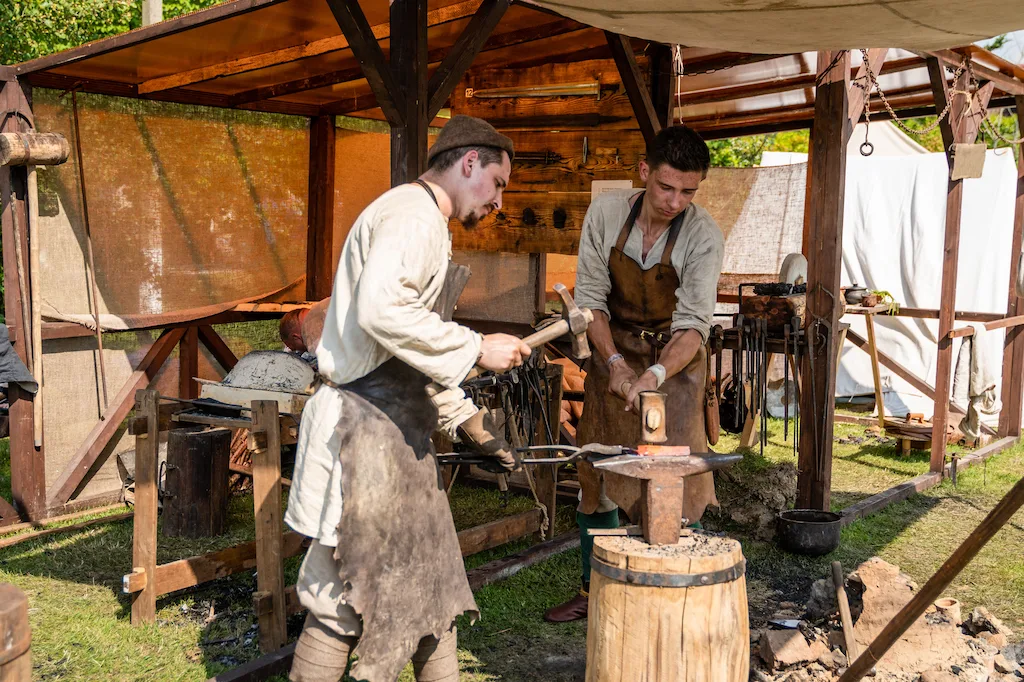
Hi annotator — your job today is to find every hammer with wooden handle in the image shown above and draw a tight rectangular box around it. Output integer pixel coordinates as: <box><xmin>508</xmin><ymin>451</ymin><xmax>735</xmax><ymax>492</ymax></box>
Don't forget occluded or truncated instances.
<box><xmin>464</xmin><ymin>283</ymin><xmax>593</xmax><ymax>382</ymax></box>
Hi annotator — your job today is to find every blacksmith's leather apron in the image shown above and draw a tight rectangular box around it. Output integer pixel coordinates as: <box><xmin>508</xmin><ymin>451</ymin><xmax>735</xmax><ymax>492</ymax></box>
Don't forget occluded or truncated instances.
<box><xmin>321</xmin><ymin>179</ymin><xmax>477</xmax><ymax>682</ymax></box>
<box><xmin>576</xmin><ymin>192</ymin><xmax>718</xmax><ymax>524</ymax></box>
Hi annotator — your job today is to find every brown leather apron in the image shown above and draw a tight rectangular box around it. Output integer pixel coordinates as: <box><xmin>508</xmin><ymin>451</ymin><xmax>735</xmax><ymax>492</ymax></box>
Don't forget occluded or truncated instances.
<box><xmin>577</xmin><ymin>193</ymin><xmax>718</xmax><ymax>524</ymax></box>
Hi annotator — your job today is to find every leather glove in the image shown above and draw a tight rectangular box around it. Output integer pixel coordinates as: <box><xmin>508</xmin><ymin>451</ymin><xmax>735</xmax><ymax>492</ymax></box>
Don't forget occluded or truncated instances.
<box><xmin>457</xmin><ymin>409</ymin><xmax>520</xmax><ymax>473</ymax></box>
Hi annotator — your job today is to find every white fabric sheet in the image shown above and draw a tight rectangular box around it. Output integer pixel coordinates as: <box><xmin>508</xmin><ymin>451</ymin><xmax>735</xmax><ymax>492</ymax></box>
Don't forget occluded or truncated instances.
<box><xmin>836</xmin><ymin>149</ymin><xmax>1018</xmax><ymax>422</ymax></box>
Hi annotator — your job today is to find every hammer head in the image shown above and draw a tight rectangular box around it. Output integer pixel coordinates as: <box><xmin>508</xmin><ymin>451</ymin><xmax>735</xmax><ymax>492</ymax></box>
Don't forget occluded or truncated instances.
<box><xmin>553</xmin><ymin>283</ymin><xmax>591</xmax><ymax>360</ymax></box>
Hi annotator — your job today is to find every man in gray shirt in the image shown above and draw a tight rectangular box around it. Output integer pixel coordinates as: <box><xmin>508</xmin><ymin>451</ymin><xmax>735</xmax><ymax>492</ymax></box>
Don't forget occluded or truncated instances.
<box><xmin>545</xmin><ymin>126</ymin><xmax>724</xmax><ymax>622</ymax></box>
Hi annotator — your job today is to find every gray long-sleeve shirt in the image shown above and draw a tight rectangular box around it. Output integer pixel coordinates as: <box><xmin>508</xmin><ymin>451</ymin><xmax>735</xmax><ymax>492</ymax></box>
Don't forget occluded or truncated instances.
<box><xmin>574</xmin><ymin>189</ymin><xmax>724</xmax><ymax>344</ymax></box>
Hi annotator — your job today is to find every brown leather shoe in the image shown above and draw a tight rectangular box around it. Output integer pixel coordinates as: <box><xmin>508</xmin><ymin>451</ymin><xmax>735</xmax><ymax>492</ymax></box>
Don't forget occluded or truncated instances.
<box><xmin>544</xmin><ymin>592</ymin><xmax>589</xmax><ymax>623</ymax></box>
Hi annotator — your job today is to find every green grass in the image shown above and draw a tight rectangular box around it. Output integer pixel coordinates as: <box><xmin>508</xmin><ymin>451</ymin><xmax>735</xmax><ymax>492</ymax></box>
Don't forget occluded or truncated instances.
<box><xmin>0</xmin><ymin>422</ymin><xmax>1021</xmax><ymax>680</ymax></box>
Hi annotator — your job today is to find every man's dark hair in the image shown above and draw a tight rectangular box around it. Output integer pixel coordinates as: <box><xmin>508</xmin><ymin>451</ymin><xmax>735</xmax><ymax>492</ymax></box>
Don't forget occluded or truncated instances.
<box><xmin>646</xmin><ymin>126</ymin><xmax>711</xmax><ymax>175</ymax></box>
<box><xmin>428</xmin><ymin>145</ymin><xmax>505</xmax><ymax>172</ymax></box>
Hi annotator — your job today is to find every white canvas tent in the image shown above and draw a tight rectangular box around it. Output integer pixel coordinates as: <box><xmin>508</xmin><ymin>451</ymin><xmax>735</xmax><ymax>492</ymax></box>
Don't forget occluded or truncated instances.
<box><xmin>749</xmin><ymin>124</ymin><xmax>1019</xmax><ymax>425</ymax></box>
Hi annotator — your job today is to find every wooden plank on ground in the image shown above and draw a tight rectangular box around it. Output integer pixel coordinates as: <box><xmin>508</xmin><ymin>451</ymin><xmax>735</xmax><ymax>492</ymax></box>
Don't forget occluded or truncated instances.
<box><xmin>250</xmin><ymin>401</ymin><xmax>286</xmax><ymax>653</ymax></box>
<box><xmin>206</xmin><ymin>643</ymin><xmax>297</xmax><ymax>682</ymax></box>
<box><xmin>130</xmin><ymin>389</ymin><xmax>160</xmax><ymax>625</ymax></box>
<box><xmin>0</xmin><ymin>512</ymin><xmax>132</xmax><ymax>550</ymax></box>
<box><xmin>456</xmin><ymin>508</ymin><xmax>542</xmax><ymax>556</ymax></box>
<box><xmin>840</xmin><ymin>471</ymin><xmax>943</xmax><ymax>526</ymax></box>
<box><xmin>47</xmin><ymin>328</ymin><xmax>184</xmax><ymax>507</ymax></box>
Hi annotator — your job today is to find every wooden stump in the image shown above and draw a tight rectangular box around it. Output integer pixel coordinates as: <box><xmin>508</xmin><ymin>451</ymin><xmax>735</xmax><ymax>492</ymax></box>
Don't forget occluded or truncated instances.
<box><xmin>163</xmin><ymin>427</ymin><xmax>231</xmax><ymax>538</ymax></box>
<box><xmin>0</xmin><ymin>584</ymin><xmax>31</xmax><ymax>682</ymax></box>
<box><xmin>586</xmin><ymin>532</ymin><xmax>749</xmax><ymax>682</ymax></box>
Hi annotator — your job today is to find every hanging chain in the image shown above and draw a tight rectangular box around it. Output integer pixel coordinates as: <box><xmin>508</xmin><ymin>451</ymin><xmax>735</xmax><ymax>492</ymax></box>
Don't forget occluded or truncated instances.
<box><xmin>858</xmin><ymin>48</ymin><xmax>970</xmax><ymax>137</ymax></box>
<box><xmin>858</xmin><ymin>49</ymin><xmax>1023</xmax><ymax>147</ymax></box>
<box><xmin>673</xmin><ymin>44</ymin><xmax>685</xmax><ymax>125</ymax></box>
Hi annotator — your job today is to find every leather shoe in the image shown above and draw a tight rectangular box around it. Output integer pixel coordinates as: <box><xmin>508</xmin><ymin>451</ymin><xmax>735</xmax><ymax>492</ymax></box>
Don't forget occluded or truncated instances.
<box><xmin>543</xmin><ymin>592</ymin><xmax>589</xmax><ymax>623</ymax></box>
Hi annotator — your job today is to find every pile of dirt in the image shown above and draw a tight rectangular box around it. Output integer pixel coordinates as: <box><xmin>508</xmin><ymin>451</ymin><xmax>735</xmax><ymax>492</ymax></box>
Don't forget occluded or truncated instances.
<box><xmin>706</xmin><ymin>460</ymin><xmax>797</xmax><ymax>540</ymax></box>
<box><xmin>751</xmin><ymin>558</ymin><xmax>1023</xmax><ymax>682</ymax></box>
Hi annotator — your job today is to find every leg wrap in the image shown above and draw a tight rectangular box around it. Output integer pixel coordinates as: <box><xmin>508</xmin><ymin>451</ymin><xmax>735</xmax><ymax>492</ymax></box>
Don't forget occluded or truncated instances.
<box><xmin>289</xmin><ymin>614</ymin><xmax>357</xmax><ymax>682</ymax></box>
<box><xmin>412</xmin><ymin>625</ymin><xmax>459</xmax><ymax>682</ymax></box>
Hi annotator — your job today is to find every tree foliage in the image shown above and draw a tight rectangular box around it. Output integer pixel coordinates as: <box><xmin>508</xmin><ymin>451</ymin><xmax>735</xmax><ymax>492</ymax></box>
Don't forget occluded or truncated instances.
<box><xmin>1</xmin><ymin>0</ymin><xmax>223</xmax><ymax>65</ymax></box>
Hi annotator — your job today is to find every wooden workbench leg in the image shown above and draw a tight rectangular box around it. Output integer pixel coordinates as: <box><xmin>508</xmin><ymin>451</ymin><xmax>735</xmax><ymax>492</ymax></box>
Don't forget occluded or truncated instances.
<box><xmin>864</xmin><ymin>313</ymin><xmax>886</xmax><ymax>430</ymax></box>
<box><xmin>251</xmin><ymin>401</ymin><xmax>286</xmax><ymax>653</ymax></box>
<box><xmin>131</xmin><ymin>389</ymin><xmax>159</xmax><ymax>625</ymax></box>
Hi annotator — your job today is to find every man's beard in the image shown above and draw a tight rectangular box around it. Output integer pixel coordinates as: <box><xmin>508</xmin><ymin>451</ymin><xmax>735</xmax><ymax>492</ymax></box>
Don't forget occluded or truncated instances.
<box><xmin>460</xmin><ymin>211</ymin><xmax>480</xmax><ymax>228</ymax></box>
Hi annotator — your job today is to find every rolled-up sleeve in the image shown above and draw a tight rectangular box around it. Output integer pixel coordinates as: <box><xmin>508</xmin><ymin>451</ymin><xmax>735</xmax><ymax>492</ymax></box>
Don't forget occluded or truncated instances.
<box><xmin>671</xmin><ymin>221</ymin><xmax>724</xmax><ymax>344</ymax></box>
<box><xmin>355</xmin><ymin>213</ymin><xmax>481</xmax><ymax>389</ymax></box>
<box><xmin>574</xmin><ymin>201</ymin><xmax>613</xmax><ymax>317</ymax></box>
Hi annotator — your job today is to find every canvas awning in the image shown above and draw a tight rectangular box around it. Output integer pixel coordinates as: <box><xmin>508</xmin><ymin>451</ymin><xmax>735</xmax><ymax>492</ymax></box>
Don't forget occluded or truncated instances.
<box><xmin>521</xmin><ymin>0</ymin><xmax>1024</xmax><ymax>53</ymax></box>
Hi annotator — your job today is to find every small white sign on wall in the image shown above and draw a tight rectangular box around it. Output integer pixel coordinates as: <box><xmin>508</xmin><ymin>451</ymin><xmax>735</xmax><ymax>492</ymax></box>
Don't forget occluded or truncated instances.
<box><xmin>590</xmin><ymin>180</ymin><xmax>634</xmax><ymax>202</ymax></box>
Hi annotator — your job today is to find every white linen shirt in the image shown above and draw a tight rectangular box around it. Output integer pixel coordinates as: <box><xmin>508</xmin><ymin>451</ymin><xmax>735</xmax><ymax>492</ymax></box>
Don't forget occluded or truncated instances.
<box><xmin>286</xmin><ymin>183</ymin><xmax>482</xmax><ymax>546</ymax></box>
<box><xmin>574</xmin><ymin>189</ymin><xmax>724</xmax><ymax>344</ymax></box>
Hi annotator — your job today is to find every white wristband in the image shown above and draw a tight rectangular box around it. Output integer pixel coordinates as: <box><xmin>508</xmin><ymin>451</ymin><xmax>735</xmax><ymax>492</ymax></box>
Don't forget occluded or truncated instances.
<box><xmin>607</xmin><ymin>353</ymin><xmax>624</xmax><ymax>367</ymax></box>
<box><xmin>647</xmin><ymin>364</ymin><xmax>667</xmax><ymax>388</ymax></box>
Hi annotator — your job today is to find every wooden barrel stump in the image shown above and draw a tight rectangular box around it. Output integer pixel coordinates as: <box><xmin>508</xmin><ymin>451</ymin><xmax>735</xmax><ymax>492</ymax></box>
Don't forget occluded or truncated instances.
<box><xmin>586</xmin><ymin>532</ymin><xmax>749</xmax><ymax>682</ymax></box>
<box><xmin>163</xmin><ymin>427</ymin><xmax>231</xmax><ymax>538</ymax></box>
<box><xmin>0</xmin><ymin>584</ymin><xmax>31</xmax><ymax>682</ymax></box>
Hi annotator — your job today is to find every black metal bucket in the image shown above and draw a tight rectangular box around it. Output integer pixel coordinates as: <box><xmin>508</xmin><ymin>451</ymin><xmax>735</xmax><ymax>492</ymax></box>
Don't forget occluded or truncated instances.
<box><xmin>776</xmin><ymin>509</ymin><xmax>842</xmax><ymax>556</ymax></box>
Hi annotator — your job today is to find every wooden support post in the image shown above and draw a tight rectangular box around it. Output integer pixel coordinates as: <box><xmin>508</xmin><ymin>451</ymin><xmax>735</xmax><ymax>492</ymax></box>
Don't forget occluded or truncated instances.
<box><xmin>130</xmin><ymin>389</ymin><xmax>159</xmax><ymax>625</ymax></box>
<box><xmin>864</xmin><ymin>313</ymin><xmax>886</xmax><ymax>430</ymax></box>
<box><xmin>48</xmin><ymin>328</ymin><xmax>184</xmax><ymax>507</ymax></box>
<box><xmin>306</xmin><ymin>115</ymin><xmax>335</xmax><ymax>301</ymax></box>
<box><xmin>0</xmin><ymin>584</ymin><xmax>31</xmax><ymax>681</ymax></box>
<box><xmin>926</xmin><ymin>59</ymin><xmax>992</xmax><ymax>470</ymax></box>
<box><xmin>325</xmin><ymin>0</ymin><xmax>404</xmax><ymax>126</ymax></box>
<box><xmin>426</xmin><ymin>0</ymin><xmax>510</xmax><ymax>121</ymax></box>
<box><xmin>1</xmin><ymin>77</ymin><xmax>44</xmax><ymax>521</ymax></box>
<box><xmin>998</xmin><ymin>96</ymin><xmax>1024</xmax><ymax>438</ymax></box>
<box><xmin>179</xmin><ymin>326</ymin><xmax>199</xmax><ymax>400</ymax></box>
<box><xmin>250</xmin><ymin>401</ymin><xmax>286</xmax><ymax>653</ymax></box>
<box><xmin>197</xmin><ymin>324</ymin><xmax>238</xmax><ymax>374</ymax></box>
<box><xmin>649</xmin><ymin>44</ymin><xmax>676</xmax><ymax>128</ymax></box>
<box><xmin>605</xmin><ymin>32</ymin><xmax>662</xmax><ymax>146</ymax></box>
<box><xmin>389</xmin><ymin>0</ymin><xmax>428</xmax><ymax>186</ymax></box>
<box><xmin>797</xmin><ymin>51</ymin><xmax>850</xmax><ymax>511</ymax></box>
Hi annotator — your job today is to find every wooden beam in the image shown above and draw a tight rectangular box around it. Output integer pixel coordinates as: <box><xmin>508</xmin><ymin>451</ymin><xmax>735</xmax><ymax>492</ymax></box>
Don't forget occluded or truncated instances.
<box><xmin>123</xmin><ymin>531</ymin><xmax>308</xmax><ymax>596</ymax></box>
<box><xmin>197</xmin><ymin>324</ymin><xmax>239</xmax><ymax>374</ymax></box>
<box><xmin>465</xmin><ymin>530</ymin><xmax>579</xmax><ymax>591</ymax></box>
<box><xmin>0</xmin><ymin>511</ymin><xmax>132</xmax><ymax>550</ymax></box>
<box><xmin>456</xmin><ymin>509</ymin><xmax>542</xmax><ymax>556</ymax></box>
<box><xmin>390</xmin><ymin>0</ymin><xmax>428</xmax><ymax>186</ymax></box>
<box><xmin>207</xmin><ymin>643</ymin><xmax>296</xmax><ymax>682</ymax></box>
<box><xmin>251</xmin><ymin>401</ymin><xmax>286</xmax><ymax>654</ymax></box>
<box><xmin>927</xmin><ymin>60</ymin><xmax>975</xmax><ymax>472</ymax></box>
<box><xmin>921</xmin><ymin>49</ymin><xmax>1024</xmax><ymax>96</ymax></box>
<box><xmin>1</xmin><ymin>77</ymin><xmax>44</xmax><ymax>522</ymax></box>
<box><xmin>605</xmin><ymin>31</ymin><xmax>661</xmax><ymax>146</ymax></box>
<box><xmin>306</xmin><ymin>115</ymin><xmax>335</xmax><ymax>301</ymax></box>
<box><xmin>999</xmin><ymin>96</ymin><xmax>1024</xmax><ymax>438</ymax></box>
<box><xmin>47</xmin><ymin>328</ymin><xmax>184</xmax><ymax>507</ymax></box>
<box><xmin>648</xmin><ymin>44</ymin><xmax>675</xmax><ymax>128</ymax></box>
<box><xmin>840</xmin><ymin>472</ymin><xmax>942</xmax><ymax>526</ymax></box>
<box><xmin>179</xmin><ymin>326</ymin><xmax>199</xmax><ymax>400</ymax></box>
<box><xmin>130</xmin><ymin>389</ymin><xmax>160</xmax><ymax>625</ymax></box>
<box><xmin>848</xmin><ymin>48</ymin><xmax>889</xmax><ymax>133</ymax></box>
<box><xmin>797</xmin><ymin>51</ymin><xmax>850</xmax><ymax>512</ymax></box>
<box><xmin>325</xmin><ymin>0</ymin><xmax>404</xmax><ymax>125</ymax></box>
<box><xmin>138</xmin><ymin>0</ymin><xmax>482</xmax><ymax>95</ymax></box>
<box><xmin>229</xmin><ymin>65</ymin><xmax>364</xmax><ymax>107</ymax></box>
<box><xmin>427</xmin><ymin>0</ymin><xmax>510</xmax><ymax>120</ymax></box>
